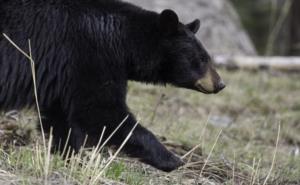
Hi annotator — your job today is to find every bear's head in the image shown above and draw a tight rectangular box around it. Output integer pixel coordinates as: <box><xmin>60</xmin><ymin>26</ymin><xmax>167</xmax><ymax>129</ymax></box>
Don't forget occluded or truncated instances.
<box><xmin>159</xmin><ymin>10</ymin><xmax>225</xmax><ymax>94</ymax></box>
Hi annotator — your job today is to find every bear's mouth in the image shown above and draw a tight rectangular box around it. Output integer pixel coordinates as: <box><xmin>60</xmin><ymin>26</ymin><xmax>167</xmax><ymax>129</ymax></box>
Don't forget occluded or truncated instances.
<box><xmin>195</xmin><ymin>84</ymin><xmax>213</xmax><ymax>94</ymax></box>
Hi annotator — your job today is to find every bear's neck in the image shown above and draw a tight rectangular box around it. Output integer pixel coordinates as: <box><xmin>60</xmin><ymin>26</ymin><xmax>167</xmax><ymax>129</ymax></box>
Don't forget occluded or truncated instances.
<box><xmin>78</xmin><ymin>3</ymin><xmax>165</xmax><ymax>85</ymax></box>
<box><xmin>123</xmin><ymin>11</ymin><xmax>165</xmax><ymax>85</ymax></box>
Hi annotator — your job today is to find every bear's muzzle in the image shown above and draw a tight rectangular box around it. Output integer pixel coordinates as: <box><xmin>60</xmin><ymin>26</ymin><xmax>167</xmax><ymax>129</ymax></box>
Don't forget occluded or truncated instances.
<box><xmin>195</xmin><ymin>65</ymin><xmax>225</xmax><ymax>94</ymax></box>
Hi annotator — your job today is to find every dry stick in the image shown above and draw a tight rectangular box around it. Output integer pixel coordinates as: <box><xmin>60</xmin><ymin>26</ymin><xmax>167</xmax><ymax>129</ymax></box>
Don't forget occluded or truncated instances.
<box><xmin>251</xmin><ymin>159</ymin><xmax>261</xmax><ymax>185</ymax></box>
<box><xmin>74</xmin><ymin>134</ymin><xmax>89</xmax><ymax>170</ymax></box>
<box><xmin>67</xmin><ymin>136</ymin><xmax>89</xmax><ymax>182</ymax></box>
<box><xmin>45</xmin><ymin>128</ymin><xmax>54</xmax><ymax>181</ymax></box>
<box><xmin>3</xmin><ymin>33</ymin><xmax>48</xmax><ymax>184</ymax></box>
<box><xmin>97</xmin><ymin>126</ymin><xmax>106</xmax><ymax>152</ymax></box>
<box><xmin>83</xmin><ymin>127</ymin><xmax>106</xmax><ymax>175</ymax></box>
<box><xmin>92</xmin><ymin>126</ymin><xmax>107</xmax><ymax>156</ymax></box>
<box><xmin>28</xmin><ymin>39</ymin><xmax>47</xmax><ymax>152</ymax></box>
<box><xmin>83</xmin><ymin>123</ymin><xmax>132</xmax><ymax>185</ymax></box>
<box><xmin>35</xmin><ymin>142</ymin><xmax>43</xmax><ymax>175</ymax></box>
<box><xmin>91</xmin><ymin>122</ymin><xmax>139</xmax><ymax>185</ymax></box>
<box><xmin>61</xmin><ymin>129</ymin><xmax>72</xmax><ymax>158</ymax></box>
<box><xmin>182</xmin><ymin>143</ymin><xmax>202</xmax><ymax>160</ymax></box>
<box><xmin>195</xmin><ymin>130</ymin><xmax>223</xmax><ymax>184</ymax></box>
<box><xmin>29</xmin><ymin>40</ymin><xmax>51</xmax><ymax>183</ymax></box>
<box><xmin>263</xmin><ymin>123</ymin><xmax>281</xmax><ymax>185</ymax></box>
<box><xmin>250</xmin><ymin>158</ymin><xmax>256</xmax><ymax>184</ymax></box>
<box><xmin>2</xmin><ymin>34</ymin><xmax>31</xmax><ymax>60</ymax></box>
<box><xmin>3</xmin><ymin>34</ymin><xmax>46</xmax><ymax>146</ymax></box>
<box><xmin>102</xmin><ymin>122</ymin><xmax>139</xmax><ymax>171</ymax></box>
<box><xmin>68</xmin><ymin>150</ymin><xmax>77</xmax><ymax>181</ymax></box>
<box><xmin>232</xmin><ymin>152</ymin><xmax>236</xmax><ymax>185</ymax></box>
<box><xmin>98</xmin><ymin>115</ymin><xmax>129</xmax><ymax>151</ymax></box>
<box><xmin>250</xmin><ymin>158</ymin><xmax>257</xmax><ymax>185</ymax></box>
<box><xmin>64</xmin><ymin>147</ymin><xmax>72</xmax><ymax>168</ymax></box>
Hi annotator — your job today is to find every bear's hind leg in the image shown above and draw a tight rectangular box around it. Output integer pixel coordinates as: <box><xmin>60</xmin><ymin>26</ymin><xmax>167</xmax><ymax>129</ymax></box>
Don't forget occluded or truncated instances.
<box><xmin>42</xmin><ymin>110</ymin><xmax>70</xmax><ymax>153</ymax></box>
<box><xmin>42</xmin><ymin>113</ymin><xmax>86</xmax><ymax>157</ymax></box>
<box><xmin>41</xmin><ymin>105</ymin><xmax>86</xmax><ymax>156</ymax></box>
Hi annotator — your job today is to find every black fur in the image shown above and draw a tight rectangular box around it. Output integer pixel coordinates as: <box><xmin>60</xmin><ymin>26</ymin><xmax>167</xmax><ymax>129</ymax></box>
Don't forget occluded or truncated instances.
<box><xmin>0</xmin><ymin>0</ymin><xmax>212</xmax><ymax>172</ymax></box>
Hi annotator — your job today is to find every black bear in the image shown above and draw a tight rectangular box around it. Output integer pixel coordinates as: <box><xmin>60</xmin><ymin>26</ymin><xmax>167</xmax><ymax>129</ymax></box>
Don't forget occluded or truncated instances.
<box><xmin>0</xmin><ymin>0</ymin><xmax>225</xmax><ymax>172</ymax></box>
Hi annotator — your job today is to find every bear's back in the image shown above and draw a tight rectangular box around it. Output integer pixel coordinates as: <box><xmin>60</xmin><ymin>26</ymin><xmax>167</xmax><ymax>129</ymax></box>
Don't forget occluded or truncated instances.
<box><xmin>0</xmin><ymin>0</ymin><xmax>143</xmax><ymax>110</ymax></box>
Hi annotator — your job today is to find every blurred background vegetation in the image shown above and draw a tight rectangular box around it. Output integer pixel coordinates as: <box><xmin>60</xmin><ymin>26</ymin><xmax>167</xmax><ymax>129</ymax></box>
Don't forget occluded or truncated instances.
<box><xmin>231</xmin><ymin>0</ymin><xmax>300</xmax><ymax>56</ymax></box>
<box><xmin>128</xmin><ymin>0</ymin><xmax>300</xmax><ymax>56</ymax></box>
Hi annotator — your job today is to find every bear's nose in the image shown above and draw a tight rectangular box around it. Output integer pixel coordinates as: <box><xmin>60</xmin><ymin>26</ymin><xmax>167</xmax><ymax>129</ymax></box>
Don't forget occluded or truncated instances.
<box><xmin>214</xmin><ymin>80</ymin><xmax>226</xmax><ymax>93</ymax></box>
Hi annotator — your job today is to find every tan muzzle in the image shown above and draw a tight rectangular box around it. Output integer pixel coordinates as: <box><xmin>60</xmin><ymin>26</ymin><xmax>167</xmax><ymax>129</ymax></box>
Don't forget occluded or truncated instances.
<box><xmin>195</xmin><ymin>66</ymin><xmax>225</xmax><ymax>94</ymax></box>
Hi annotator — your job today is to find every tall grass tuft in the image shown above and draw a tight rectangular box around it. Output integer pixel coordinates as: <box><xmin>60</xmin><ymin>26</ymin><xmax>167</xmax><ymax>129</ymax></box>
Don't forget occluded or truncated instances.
<box><xmin>2</xmin><ymin>33</ymin><xmax>138</xmax><ymax>185</ymax></box>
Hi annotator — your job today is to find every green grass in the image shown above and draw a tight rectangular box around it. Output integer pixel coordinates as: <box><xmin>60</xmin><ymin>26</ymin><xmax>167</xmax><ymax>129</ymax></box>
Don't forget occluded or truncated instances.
<box><xmin>127</xmin><ymin>69</ymin><xmax>300</xmax><ymax>184</ymax></box>
<box><xmin>0</xmin><ymin>69</ymin><xmax>300</xmax><ymax>184</ymax></box>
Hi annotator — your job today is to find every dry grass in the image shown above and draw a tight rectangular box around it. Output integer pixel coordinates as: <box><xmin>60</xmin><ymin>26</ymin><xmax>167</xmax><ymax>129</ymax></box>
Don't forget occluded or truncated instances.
<box><xmin>127</xmin><ymin>69</ymin><xmax>300</xmax><ymax>184</ymax></box>
<box><xmin>0</xmin><ymin>69</ymin><xmax>299</xmax><ymax>184</ymax></box>
<box><xmin>0</xmin><ymin>34</ymin><xmax>138</xmax><ymax>185</ymax></box>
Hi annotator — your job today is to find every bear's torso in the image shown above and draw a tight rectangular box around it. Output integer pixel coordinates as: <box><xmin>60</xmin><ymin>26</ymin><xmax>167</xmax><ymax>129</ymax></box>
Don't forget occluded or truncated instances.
<box><xmin>0</xmin><ymin>0</ymin><xmax>222</xmax><ymax>172</ymax></box>
<box><xmin>0</xmin><ymin>0</ymin><xmax>152</xmax><ymax>110</ymax></box>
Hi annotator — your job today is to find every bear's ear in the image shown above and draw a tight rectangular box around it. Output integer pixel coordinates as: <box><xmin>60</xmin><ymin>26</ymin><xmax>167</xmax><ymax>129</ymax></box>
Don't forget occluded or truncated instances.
<box><xmin>186</xmin><ymin>19</ymin><xmax>201</xmax><ymax>34</ymax></box>
<box><xmin>159</xmin><ymin>9</ymin><xmax>179</xmax><ymax>35</ymax></box>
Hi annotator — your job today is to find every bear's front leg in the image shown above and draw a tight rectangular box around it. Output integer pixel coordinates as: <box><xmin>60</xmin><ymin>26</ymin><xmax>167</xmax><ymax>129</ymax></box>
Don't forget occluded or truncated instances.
<box><xmin>65</xmin><ymin>65</ymin><xmax>183</xmax><ymax>171</ymax></box>
<box><xmin>67</xmin><ymin>101</ymin><xmax>183</xmax><ymax>171</ymax></box>
<box><xmin>111</xmin><ymin>114</ymin><xmax>184</xmax><ymax>172</ymax></box>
